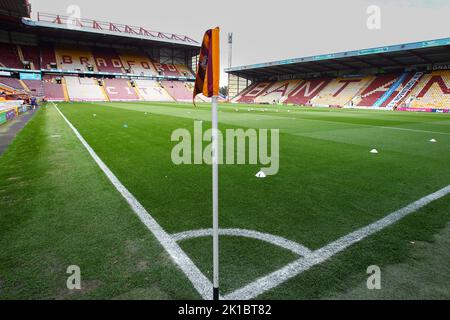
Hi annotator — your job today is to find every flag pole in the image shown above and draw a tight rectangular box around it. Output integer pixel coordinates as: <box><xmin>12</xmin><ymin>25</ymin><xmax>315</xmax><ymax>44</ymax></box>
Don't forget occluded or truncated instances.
<box><xmin>211</xmin><ymin>95</ymin><xmax>220</xmax><ymax>301</ymax></box>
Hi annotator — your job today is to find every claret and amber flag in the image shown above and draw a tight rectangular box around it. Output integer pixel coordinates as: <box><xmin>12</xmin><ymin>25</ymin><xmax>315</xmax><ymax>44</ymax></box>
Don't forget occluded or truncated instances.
<box><xmin>193</xmin><ymin>27</ymin><xmax>220</xmax><ymax>104</ymax></box>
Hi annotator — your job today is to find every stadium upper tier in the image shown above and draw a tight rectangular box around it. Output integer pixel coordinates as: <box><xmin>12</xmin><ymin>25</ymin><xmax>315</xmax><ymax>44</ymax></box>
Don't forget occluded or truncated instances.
<box><xmin>233</xmin><ymin>70</ymin><xmax>450</xmax><ymax>111</ymax></box>
<box><xmin>0</xmin><ymin>42</ymin><xmax>194</xmax><ymax>78</ymax></box>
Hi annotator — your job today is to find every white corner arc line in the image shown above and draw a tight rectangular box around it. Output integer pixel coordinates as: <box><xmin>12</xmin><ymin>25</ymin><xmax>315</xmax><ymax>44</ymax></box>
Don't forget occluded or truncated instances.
<box><xmin>172</xmin><ymin>228</ymin><xmax>312</xmax><ymax>257</ymax></box>
<box><xmin>53</xmin><ymin>104</ymin><xmax>216</xmax><ymax>300</ymax></box>
<box><xmin>224</xmin><ymin>184</ymin><xmax>450</xmax><ymax>300</ymax></box>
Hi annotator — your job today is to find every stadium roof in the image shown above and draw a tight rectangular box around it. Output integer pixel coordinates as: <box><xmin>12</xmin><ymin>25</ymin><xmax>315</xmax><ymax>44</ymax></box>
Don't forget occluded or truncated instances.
<box><xmin>225</xmin><ymin>37</ymin><xmax>450</xmax><ymax>79</ymax></box>
<box><xmin>19</xmin><ymin>13</ymin><xmax>200</xmax><ymax>50</ymax></box>
<box><xmin>0</xmin><ymin>0</ymin><xmax>30</xmax><ymax>18</ymax></box>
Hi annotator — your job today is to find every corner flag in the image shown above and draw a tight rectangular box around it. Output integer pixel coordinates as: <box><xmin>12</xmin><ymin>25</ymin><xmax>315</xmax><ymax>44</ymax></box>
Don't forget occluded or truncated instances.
<box><xmin>193</xmin><ymin>27</ymin><xmax>220</xmax><ymax>103</ymax></box>
<box><xmin>194</xmin><ymin>27</ymin><xmax>221</xmax><ymax>301</ymax></box>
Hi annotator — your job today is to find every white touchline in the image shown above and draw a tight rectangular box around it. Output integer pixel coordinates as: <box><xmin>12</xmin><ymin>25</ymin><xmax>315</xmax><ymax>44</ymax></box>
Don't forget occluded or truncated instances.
<box><xmin>224</xmin><ymin>184</ymin><xmax>450</xmax><ymax>300</ymax></box>
<box><xmin>53</xmin><ymin>104</ymin><xmax>218</xmax><ymax>300</ymax></box>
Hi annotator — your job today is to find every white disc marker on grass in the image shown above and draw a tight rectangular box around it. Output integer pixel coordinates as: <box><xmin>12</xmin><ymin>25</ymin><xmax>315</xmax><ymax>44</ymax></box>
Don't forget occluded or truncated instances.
<box><xmin>430</xmin><ymin>139</ymin><xmax>437</xmax><ymax>143</ymax></box>
<box><xmin>370</xmin><ymin>149</ymin><xmax>379</xmax><ymax>154</ymax></box>
<box><xmin>255</xmin><ymin>171</ymin><xmax>267</xmax><ymax>178</ymax></box>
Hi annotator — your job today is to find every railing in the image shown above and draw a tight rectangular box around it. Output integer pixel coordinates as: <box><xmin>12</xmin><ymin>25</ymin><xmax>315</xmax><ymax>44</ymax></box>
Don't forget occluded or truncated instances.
<box><xmin>36</xmin><ymin>12</ymin><xmax>198</xmax><ymax>45</ymax></box>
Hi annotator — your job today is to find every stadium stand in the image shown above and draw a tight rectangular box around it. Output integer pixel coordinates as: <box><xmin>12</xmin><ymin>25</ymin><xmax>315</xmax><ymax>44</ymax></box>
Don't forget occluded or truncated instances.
<box><xmin>254</xmin><ymin>80</ymin><xmax>300</xmax><ymax>104</ymax></box>
<box><xmin>41</xmin><ymin>43</ymin><xmax>57</xmax><ymax>69</ymax></box>
<box><xmin>103</xmin><ymin>78</ymin><xmax>140</xmax><ymax>101</ymax></box>
<box><xmin>0</xmin><ymin>77</ymin><xmax>25</xmax><ymax>90</ymax></box>
<box><xmin>20</xmin><ymin>45</ymin><xmax>40</xmax><ymax>70</ymax></box>
<box><xmin>153</xmin><ymin>63</ymin><xmax>181</xmax><ymax>77</ymax></box>
<box><xmin>408</xmin><ymin>71</ymin><xmax>450</xmax><ymax>109</ymax></box>
<box><xmin>235</xmin><ymin>82</ymin><xmax>274</xmax><ymax>103</ymax></box>
<box><xmin>311</xmin><ymin>77</ymin><xmax>373</xmax><ymax>107</ymax></box>
<box><xmin>356</xmin><ymin>73</ymin><xmax>399</xmax><ymax>107</ymax></box>
<box><xmin>388</xmin><ymin>72</ymin><xmax>424</xmax><ymax>108</ymax></box>
<box><xmin>161</xmin><ymin>81</ymin><xmax>192</xmax><ymax>101</ymax></box>
<box><xmin>0</xmin><ymin>43</ymin><xmax>23</xmax><ymax>69</ymax></box>
<box><xmin>22</xmin><ymin>80</ymin><xmax>44</xmax><ymax>97</ymax></box>
<box><xmin>226</xmin><ymin>36</ymin><xmax>450</xmax><ymax>112</ymax></box>
<box><xmin>119</xmin><ymin>50</ymin><xmax>157</xmax><ymax>76</ymax></box>
<box><xmin>92</xmin><ymin>48</ymin><xmax>124</xmax><ymax>73</ymax></box>
<box><xmin>56</xmin><ymin>45</ymin><xmax>98</xmax><ymax>72</ymax></box>
<box><xmin>42</xmin><ymin>75</ymin><xmax>66</xmax><ymax>101</ymax></box>
<box><xmin>135</xmin><ymin>80</ymin><xmax>173</xmax><ymax>101</ymax></box>
<box><xmin>185</xmin><ymin>82</ymin><xmax>207</xmax><ymax>101</ymax></box>
<box><xmin>65</xmin><ymin>76</ymin><xmax>106</xmax><ymax>101</ymax></box>
<box><xmin>0</xmin><ymin>7</ymin><xmax>200</xmax><ymax>104</ymax></box>
<box><xmin>284</xmin><ymin>78</ymin><xmax>332</xmax><ymax>105</ymax></box>
<box><xmin>361</xmin><ymin>73</ymin><xmax>415</xmax><ymax>108</ymax></box>
<box><xmin>175</xmin><ymin>64</ymin><xmax>194</xmax><ymax>77</ymax></box>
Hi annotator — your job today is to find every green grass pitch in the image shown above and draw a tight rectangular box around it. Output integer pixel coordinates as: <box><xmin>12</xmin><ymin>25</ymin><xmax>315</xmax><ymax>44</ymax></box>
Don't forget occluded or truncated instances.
<box><xmin>0</xmin><ymin>101</ymin><xmax>449</xmax><ymax>299</ymax></box>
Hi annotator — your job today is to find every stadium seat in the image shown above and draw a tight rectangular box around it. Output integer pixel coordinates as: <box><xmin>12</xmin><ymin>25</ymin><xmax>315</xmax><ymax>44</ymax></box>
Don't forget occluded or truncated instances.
<box><xmin>311</xmin><ymin>77</ymin><xmax>373</xmax><ymax>107</ymax></box>
<box><xmin>161</xmin><ymin>81</ymin><xmax>192</xmax><ymax>101</ymax></box>
<box><xmin>0</xmin><ymin>43</ymin><xmax>23</xmax><ymax>69</ymax></box>
<box><xmin>408</xmin><ymin>71</ymin><xmax>450</xmax><ymax>109</ymax></box>
<box><xmin>254</xmin><ymin>80</ymin><xmax>301</xmax><ymax>104</ymax></box>
<box><xmin>65</xmin><ymin>76</ymin><xmax>106</xmax><ymax>101</ymax></box>
<box><xmin>56</xmin><ymin>45</ymin><xmax>98</xmax><ymax>72</ymax></box>
<box><xmin>0</xmin><ymin>77</ymin><xmax>25</xmax><ymax>90</ymax></box>
<box><xmin>153</xmin><ymin>63</ymin><xmax>181</xmax><ymax>77</ymax></box>
<box><xmin>175</xmin><ymin>64</ymin><xmax>194</xmax><ymax>77</ymax></box>
<box><xmin>284</xmin><ymin>78</ymin><xmax>332</xmax><ymax>105</ymax></box>
<box><xmin>236</xmin><ymin>82</ymin><xmax>274</xmax><ymax>103</ymax></box>
<box><xmin>41</xmin><ymin>43</ymin><xmax>57</xmax><ymax>70</ymax></box>
<box><xmin>104</xmin><ymin>78</ymin><xmax>140</xmax><ymax>101</ymax></box>
<box><xmin>134</xmin><ymin>80</ymin><xmax>174</xmax><ymax>101</ymax></box>
<box><xmin>92</xmin><ymin>48</ymin><xmax>124</xmax><ymax>73</ymax></box>
<box><xmin>119</xmin><ymin>50</ymin><xmax>157</xmax><ymax>76</ymax></box>
<box><xmin>42</xmin><ymin>75</ymin><xmax>66</xmax><ymax>101</ymax></box>
<box><xmin>356</xmin><ymin>73</ymin><xmax>400</xmax><ymax>107</ymax></box>
<box><xmin>20</xmin><ymin>45</ymin><xmax>40</xmax><ymax>70</ymax></box>
<box><xmin>23</xmin><ymin>80</ymin><xmax>44</xmax><ymax>97</ymax></box>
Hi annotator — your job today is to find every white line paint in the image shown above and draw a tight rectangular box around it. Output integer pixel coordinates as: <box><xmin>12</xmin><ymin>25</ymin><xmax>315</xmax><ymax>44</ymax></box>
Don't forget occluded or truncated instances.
<box><xmin>172</xmin><ymin>228</ymin><xmax>312</xmax><ymax>257</ymax></box>
<box><xmin>379</xmin><ymin>126</ymin><xmax>450</xmax><ymax>135</ymax></box>
<box><xmin>53</xmin><ymin>104</ymin><xmax>216</xmax><ymax>300</ymax></box>
<box><xmin>224</xmin><ymin>184</ymin><xmax>450</xmax><ymax>300</ymax></box>
<box><xmin>291</xmin><ymin>115</ymin><xmax>450</xmax><ymax>136</ymax></box>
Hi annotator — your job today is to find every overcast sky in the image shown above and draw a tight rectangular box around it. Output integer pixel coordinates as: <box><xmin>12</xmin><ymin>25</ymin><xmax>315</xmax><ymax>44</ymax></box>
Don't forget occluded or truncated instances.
<box><xmin>29</xmin><ymin>0</ymin><xmax>450</xmax><ymax>85</ymax></box>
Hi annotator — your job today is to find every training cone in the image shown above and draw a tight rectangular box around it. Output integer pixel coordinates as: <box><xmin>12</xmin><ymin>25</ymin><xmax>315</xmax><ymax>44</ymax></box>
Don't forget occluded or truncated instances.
<box><xmin>370</xmin><ymin>149</ymin><xmax>379</xmax><ymax>154</ymax></box>
<box><xmin>255</xmin><ymin>171</ymin><xmax>267</xmax><ymax>178</ymax></box>
<box><xmin>430</xmin><ymin>139</ymin><xmax>437</xmax><ymax>143</ymax></box>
